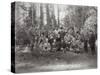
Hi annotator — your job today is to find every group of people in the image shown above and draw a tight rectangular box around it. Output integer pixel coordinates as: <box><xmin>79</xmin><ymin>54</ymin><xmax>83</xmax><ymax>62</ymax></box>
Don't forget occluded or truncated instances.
<box><xmin>38</xmin><ymin>27</ymin><xmax>80</xmax><ymax>52</ymax></box>
<box><xmin>31</xmin><ymin>27</ymin><xmax>97</xmax><ymax>55</ymax></box>
<box><xmin>84</xmin><ymin>31</ymin><xmax>97</xmax><ymax>55</ymax></box>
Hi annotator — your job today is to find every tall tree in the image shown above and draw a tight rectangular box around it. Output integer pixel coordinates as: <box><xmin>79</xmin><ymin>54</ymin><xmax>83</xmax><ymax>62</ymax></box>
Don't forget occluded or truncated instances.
<box><xmin>32</xmin><ymin>4</ymin><xmax>37</xmax><ymax>28</ymax></box>
<box><xmin>51</xmin><ymin>5</ymin><xmax>57</xmax><ymax>29</ymax></box>
<box><xmin>40</xmin><ymin>4</ymin><xmax>44</xmax><ymax>29</ymax></box>
<box><xmin>57</xmin><ymin>6</ymin><xmax>60</xmax><ymax>27</ymax></box>
<box><xmin>46</xmin><ymin>4</ymin><xmax>51</xmax><ymax>26</ymax></box>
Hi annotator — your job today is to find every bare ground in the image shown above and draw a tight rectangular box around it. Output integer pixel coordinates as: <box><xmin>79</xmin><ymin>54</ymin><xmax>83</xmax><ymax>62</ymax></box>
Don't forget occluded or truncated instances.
<box><xmin>15</xmin><ymin>50</ymin><xmax>97</xmax><ymax>73</ymax></box>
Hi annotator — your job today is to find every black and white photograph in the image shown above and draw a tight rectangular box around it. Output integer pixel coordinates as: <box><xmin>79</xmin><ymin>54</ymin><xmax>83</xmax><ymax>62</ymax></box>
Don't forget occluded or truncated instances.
<box><xmin>11</xmin><ymin>1</ymin><xmax>97</xmax><ymax>73</ymax></box>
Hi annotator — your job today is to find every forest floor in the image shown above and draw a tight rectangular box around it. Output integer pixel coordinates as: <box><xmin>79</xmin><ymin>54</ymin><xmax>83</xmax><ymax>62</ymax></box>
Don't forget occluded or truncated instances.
<box><xmin>15</xmin><ymin>48</ymin><xmax>97</xmax><ymax>73</ymax></box>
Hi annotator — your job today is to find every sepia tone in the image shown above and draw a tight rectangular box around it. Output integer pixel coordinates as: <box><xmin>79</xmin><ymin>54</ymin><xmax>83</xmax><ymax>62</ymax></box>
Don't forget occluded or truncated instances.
<box><xmin>11</xmin><ymin>2</ymin><xmax>97</xmax><ymax>73</ymax></box>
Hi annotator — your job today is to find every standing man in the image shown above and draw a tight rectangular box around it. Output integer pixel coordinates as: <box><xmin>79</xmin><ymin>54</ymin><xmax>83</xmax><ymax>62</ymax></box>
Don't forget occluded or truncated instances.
<box><xmin>48</xmin><ymin>34</ymin><xmax>54</xmax><ymax>51</ymax></box>
<box><xmin>56</xmin><ymin>34</ymin><xmax>61</xmax><ymax>51</ymax></box>
<box><xmin>89</xmin><ymin>31</ymin><xmax>96</xmax><ymax>55</ymax></box>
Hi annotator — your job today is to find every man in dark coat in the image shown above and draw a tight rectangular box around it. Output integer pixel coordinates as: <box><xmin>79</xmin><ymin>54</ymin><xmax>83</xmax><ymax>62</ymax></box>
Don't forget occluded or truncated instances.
<box><xmin>84</xmin><ymin>39</ymin><xmax>88</xmax><ymax>53</ymax></box>
<box><xmin>48</xmin><ymin>35</ymin><xmax>54</xmax><ymax>51</ymax></box>
<box><xmin>89</xmin><ymin>32</ymin><xmax>96</xmax><ymax>55</ymax></box>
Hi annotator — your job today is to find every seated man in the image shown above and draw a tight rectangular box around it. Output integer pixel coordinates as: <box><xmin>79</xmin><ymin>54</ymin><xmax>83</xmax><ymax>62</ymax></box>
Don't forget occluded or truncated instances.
<box><xmin>60</xmin><ymin>39</ymin><xmax>67</xmax><ymax>52</ymax></box>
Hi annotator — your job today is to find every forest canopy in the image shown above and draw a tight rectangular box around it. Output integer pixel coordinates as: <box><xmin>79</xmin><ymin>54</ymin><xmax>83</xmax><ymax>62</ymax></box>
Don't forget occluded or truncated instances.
<box><xmin>15</xmin><ymin>2</ymin><xmax>97</xmax><ymax>53</ymax></box>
